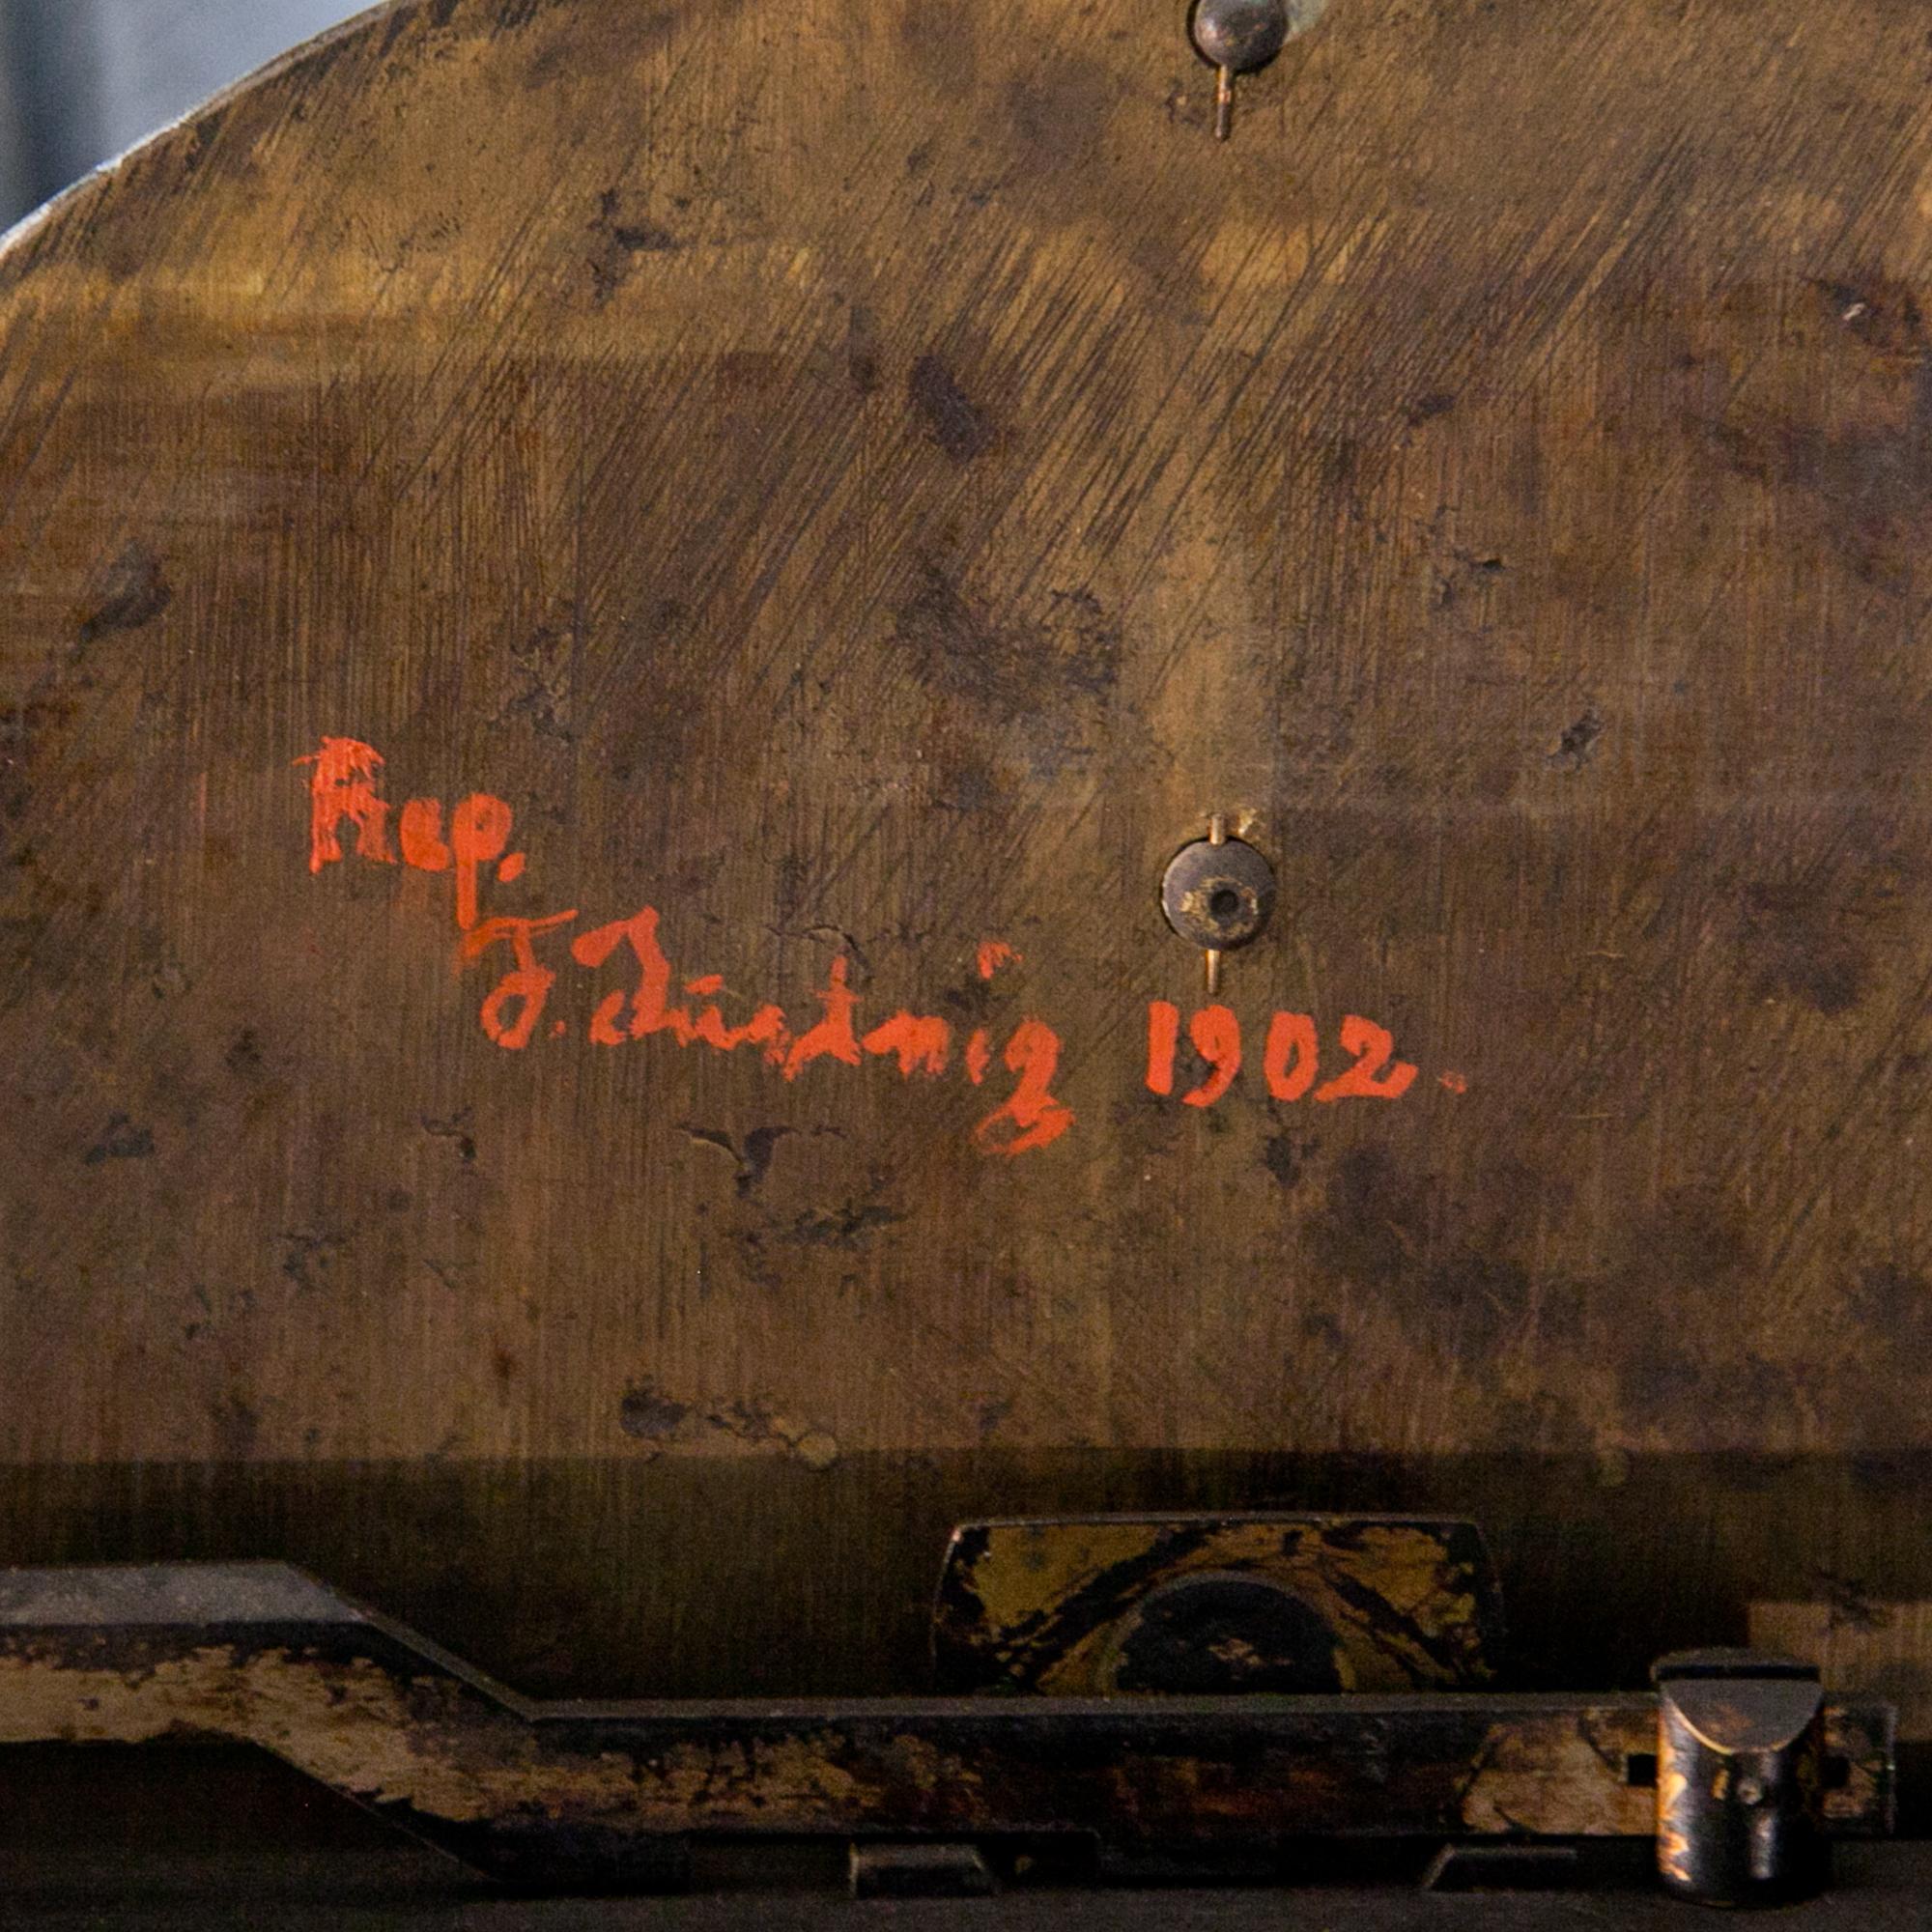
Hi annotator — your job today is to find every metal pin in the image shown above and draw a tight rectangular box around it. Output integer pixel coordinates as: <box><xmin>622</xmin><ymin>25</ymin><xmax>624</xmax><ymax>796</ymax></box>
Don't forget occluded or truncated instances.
<box><xmin>1206</xmin><ymin>812</ymin><xmax>1227</xmax><ymax>993</ymax></box>
<box><xmin>1191</xmin><ymin>0</ymin><xmax>1292</xmax><ymax>146</ymax></box>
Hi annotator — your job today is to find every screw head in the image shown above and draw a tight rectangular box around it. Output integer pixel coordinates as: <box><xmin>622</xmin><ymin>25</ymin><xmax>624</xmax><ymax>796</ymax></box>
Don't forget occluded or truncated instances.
<box><xmin>1191</xmin><ymin>0</ymin><xmax>1292</xmax><ymax>74</ymax></box>
<box><xmin>1161</xmin><ymin>834</ymin><xmax>1277</xmax><ymax>951</ymax></box>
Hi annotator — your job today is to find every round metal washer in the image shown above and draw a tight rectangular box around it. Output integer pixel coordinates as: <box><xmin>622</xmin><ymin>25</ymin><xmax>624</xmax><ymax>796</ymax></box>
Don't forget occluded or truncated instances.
<box><xmin>1160</xmin><ymin>836</ymin><xmax>1277</xmax><ymax>950</ymax></box>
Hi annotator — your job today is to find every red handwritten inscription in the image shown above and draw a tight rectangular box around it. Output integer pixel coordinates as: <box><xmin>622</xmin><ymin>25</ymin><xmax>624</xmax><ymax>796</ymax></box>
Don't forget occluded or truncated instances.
<box><xmin>398</xmin><ymin>798</ymin><xmax>450</xmax><ymax>871</ymax></box>
<box><xmin>301</xmin><ymin>739</ymin><xmax>1463</xmax><ymax>1147</ymax></box>
<box><xmin>299</xmin><ymin>739</ymin><xmax>523</xmax><ymax>931</ymax></box>
<box><xmin>863</xmin><ymin>1013</ymin><xmax>952</xmax><ymax>1077</ymax></box>
<box><xmin>299</xmin><ymin>738</ymin><xmax>395</xmax><ymax>870</ymax></box>
<box><xmin>1180</xmin><ymin>1006</ymin><xmax>1241</xmax><ymax>1109</ymax></box>
<box><xmin>964</xmin><ymin>1030</ymin><xmax>993</xmax><ymax>1086</ymax></box>
<box><xmin>1147</xmin><ymin>1002</ymin><xmax>1179</xmax><ymax>1096</ymax></box>
<box><xmin>783</xmin><ymin>957</ymin><xmax>865</xmax><ymax>1081</ymax></box>
<box><xmin>464</xmin><ymin>912</ymin><xmax>579</xmax><ymax>1050</ymax></box>
<box><xmin>977</xmin><ymin>940</ymin><xmax>1024</xmax><ymax>980</ymax></box>
<box><xmin>1263</xmin><ymin>1012</ymin><xmax>1319</xmax><ymax>1102</ymax></box>
<box><xmin>451</xmin><ymin>796</ymin><xmax>516</xmax><ymax>932</ymax></box>
<box><xmin>302</xmin><ymin>741</ymin><xmax>1075</xmax><ymax>1156</ymax></box>
<box><xmin>572</xmin><ymin>908</ymin><xmax>694</xmax><ymax>1046</ymax></box>
<box><xmin>972</xmin><ymin>1020</ymin><xmax>1075</xmax><ymax>1154</ymax></box>
<box><xmin>1143</xmin><ymin>1005</ymin><xmax>1424</xmax><ymax>1108</ymax></box>
<box><xmin>1312</xmin><ymin>1014</ymin><xmax>1418</xmax><ymax>1102</ymax></box>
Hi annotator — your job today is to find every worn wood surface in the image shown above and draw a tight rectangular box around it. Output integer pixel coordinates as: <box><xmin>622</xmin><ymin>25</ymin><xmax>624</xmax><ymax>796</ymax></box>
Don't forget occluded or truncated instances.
<box><xmin>4</xmin><ymin>0</ymin><xmax>1932</xmax><ymax>1696</ymax></box>
<box><xmin>1756</xmin><ymin>1599</ymin><xmax>1932</xmax><ymax>1742</ymax></box>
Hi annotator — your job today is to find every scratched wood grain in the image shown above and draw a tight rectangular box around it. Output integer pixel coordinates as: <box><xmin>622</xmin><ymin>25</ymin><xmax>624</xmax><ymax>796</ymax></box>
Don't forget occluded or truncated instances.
<box><xmin>3</xmin><ymin>0</ymin><xmax>1932</xmax><ymax>1695</ymax></box>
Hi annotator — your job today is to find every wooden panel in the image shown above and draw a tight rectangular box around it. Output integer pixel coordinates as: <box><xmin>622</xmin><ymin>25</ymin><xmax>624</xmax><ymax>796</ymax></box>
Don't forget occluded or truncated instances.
<box><xmin>1754</xmin><ymin>1600</ymin><xmax>1932</xmax><ymax>1742</ymax></box>
<box><xmin>3</xmin><ymin>0</ymin><xmax>1932</xmax><ymax>1689</ymax></box>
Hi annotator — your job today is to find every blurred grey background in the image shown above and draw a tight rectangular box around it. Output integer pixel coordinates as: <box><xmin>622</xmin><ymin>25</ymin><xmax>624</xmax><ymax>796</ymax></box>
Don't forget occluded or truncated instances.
<box><xmin>0</xmin><ymin>0</ymin><xmax>364</xmax><ymax>231</ymax></box>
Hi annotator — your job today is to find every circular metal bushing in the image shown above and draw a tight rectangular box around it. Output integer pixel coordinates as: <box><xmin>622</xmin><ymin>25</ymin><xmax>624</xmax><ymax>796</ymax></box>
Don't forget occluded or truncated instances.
<box><xmin>1094</xmin><ymin>1571</ymin><xmax>1345</xmax><ymax>1694</ymax></box>
<box><xmin>1161</xmin><ymin>835</ymin><xmax>1276</xmax><ymax>952</ymax></box>
<box><xmin>1191</xmin><ymin>0</ymin><xmax>1293</xmax><ymax>74</ymax></box>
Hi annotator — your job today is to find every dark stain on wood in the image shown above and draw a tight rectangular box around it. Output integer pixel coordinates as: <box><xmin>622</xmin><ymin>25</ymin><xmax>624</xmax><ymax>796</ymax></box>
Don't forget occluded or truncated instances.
<box><xmin>619</xmin><ymin>1383</ymin><xmax>691</xmax><ymax>1441</ymax></box>
<box><xmin>1261</xmin><ymin>1131</ymin><xmax>1316</xmax><ymax>1189</ymax></box>
<box><xmin>279</xmin><ymin>1231</ymin><xmax>351</xmax><ymax>1294</ymax></box>
<box><xmin>1549</xmin><ymin>709</ymin><xmax>1605</xmax><ymax>770</ymax></box>
<box><xmin>586</xmin><ymin>188</ymin><xmax>682</xmax><ymax>305</ymax></box>
<box><xmin>907</xmin><ymin>355</ymin><xmax>993</xmax><ymax>463</ymax></box>
<box><xmin>684</xmin><ymin>1122</ymin><xmax>794</xmax><ymax>1198</ymax></box>
<box><xmin>78</xmin><ymin>544</ymin><xmax>171</xmax><ymax>644</ymax></box>
<box><xmin>1743</xmin><ymin>878</ymin><xmax>1872</xmax><ymax>1015</ymax></box>
<box><xmin>894</xmin><ymin>568</ymin><xmax>1117</xmax><ymax>721</ymax></box>
<box><xmin>846</xmin><ymin>305</ymin><xmax>882</xmax><ymax>398</ymax></box>
<box><xmin>82</xmin><ymin>1114</ymin><xmax>156</xmax><ymax>1165</ymax></box>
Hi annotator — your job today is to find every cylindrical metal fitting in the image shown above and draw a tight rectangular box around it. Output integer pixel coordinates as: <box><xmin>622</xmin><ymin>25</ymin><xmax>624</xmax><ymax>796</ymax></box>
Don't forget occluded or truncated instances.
<box><xmin>1654</xmin><ymin>1649</ymin><xmax>1830</xmax><ymax>1907</ymax></box>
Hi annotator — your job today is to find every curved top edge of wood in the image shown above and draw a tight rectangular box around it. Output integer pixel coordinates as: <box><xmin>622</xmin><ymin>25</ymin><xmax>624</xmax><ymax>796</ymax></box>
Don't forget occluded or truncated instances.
<box><xmin>0</xmin><ymin>0</ymin><xmax>412</xmax><ymax>269</ymax></box>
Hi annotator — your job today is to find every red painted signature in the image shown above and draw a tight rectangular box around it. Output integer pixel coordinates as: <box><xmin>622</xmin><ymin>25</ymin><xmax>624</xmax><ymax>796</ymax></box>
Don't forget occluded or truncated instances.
<box><xmin>299</xmin><ymin>738</ymin><xmax>1463</xmax><ymax>1155</ymax></box>
<box><xmin>299</xmin><ymin>739</ymin><xmax>1072</xmax><ymax>1154</ymax></box>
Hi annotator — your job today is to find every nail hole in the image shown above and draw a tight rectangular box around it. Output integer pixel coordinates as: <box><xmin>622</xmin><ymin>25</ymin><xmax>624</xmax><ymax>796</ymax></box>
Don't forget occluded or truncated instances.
<box><xmin>1822</xmin><ymin>1756</ymin><xmax>1852</xmax><ymax>1791</ymax></box>
<box><xmin>1624</xmin><ymin>1752</ymin><xmax>1659</xmax><ymax>1788</ymax></box>
<box><xmin>1209</xmin><ymin>888</ymin><xmax>1241</xmax><ymax>920</ymax></box>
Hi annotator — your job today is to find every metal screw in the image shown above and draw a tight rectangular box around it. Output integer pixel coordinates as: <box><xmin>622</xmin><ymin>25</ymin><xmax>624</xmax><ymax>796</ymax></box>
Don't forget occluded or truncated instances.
<box><xmin>1191</xmin><ymin>0</ymin><xmax>1292</xmax><ymax>140</ymax></box>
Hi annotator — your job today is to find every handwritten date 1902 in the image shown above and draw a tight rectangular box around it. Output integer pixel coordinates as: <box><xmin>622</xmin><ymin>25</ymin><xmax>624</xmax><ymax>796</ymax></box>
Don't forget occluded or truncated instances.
<box><xmin>298</xmin><ymin>737</ymin><xmax>1464</xmax><ymax>1157</ymax></box>
<box><xmin>1146</xmin><ymin>1003</ymin><xmax>1463</xmax><ymax>1108</ymax></box>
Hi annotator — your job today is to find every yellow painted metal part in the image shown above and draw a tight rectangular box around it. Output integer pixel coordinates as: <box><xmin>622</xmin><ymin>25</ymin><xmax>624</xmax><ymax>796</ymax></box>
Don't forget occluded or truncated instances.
<box><xmin>934</xmin><ymin>1514</ymin><xmax>1500</xmax><ymax>1694</ymax></box>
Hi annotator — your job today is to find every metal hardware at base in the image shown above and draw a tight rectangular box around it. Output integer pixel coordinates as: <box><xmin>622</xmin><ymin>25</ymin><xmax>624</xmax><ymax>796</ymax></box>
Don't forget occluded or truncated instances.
<box><xmin>1422</xmin><ymin>1842</ymin><xmax>1586</xmax><ymax>1891</ymax></box>
<box><xmin>0</xmin><ymin>1551</ymin><xmax>1893</xmax><ymax>1905</ymax></box>
<box><xmin>932</xmin><ymin>1513</ymin><xmax>1503</xmax><ymax>1694</ymax></box>
<box><xmin>849</xmin><ymin>1842</ymin><xmax>998</xmax><ymax>1900</ymax></box>
<box><xmin>1655</xmin><ymin>1650</ymin><xmax>1833</xmax><ymax>1907</ymax></box>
